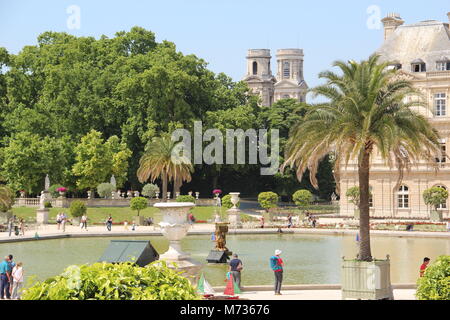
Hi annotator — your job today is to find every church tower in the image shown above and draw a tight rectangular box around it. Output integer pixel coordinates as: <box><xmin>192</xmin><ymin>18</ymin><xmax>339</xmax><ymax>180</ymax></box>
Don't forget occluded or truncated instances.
<box><xmin>242</xmin><ymin>49</ymin><xmax>276</xmax><ymax>106</ymax></box>
<box><xmin>274</xmin><ymin>49</ymin><xmax>308</xmax><ymax>102</ymax></box>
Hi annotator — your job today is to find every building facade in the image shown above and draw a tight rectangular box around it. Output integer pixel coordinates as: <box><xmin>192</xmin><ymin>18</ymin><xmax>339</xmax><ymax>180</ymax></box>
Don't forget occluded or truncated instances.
<box><xmin>243</xmin><ymin>49</ymin><xmax>308</xmax><ymax>106</ymax></box>
<box><xmin>339</xmin><ymin>12</ymin><xmax>450</xmax><ymax>219</ymax></box>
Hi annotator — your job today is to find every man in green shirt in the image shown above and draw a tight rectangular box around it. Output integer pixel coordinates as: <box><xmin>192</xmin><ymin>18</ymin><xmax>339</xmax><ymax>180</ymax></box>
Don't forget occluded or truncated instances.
<box><xmin>0</xmin><ymin>256</ymin><xmax>12</xmax><ymax>299</ymax></box>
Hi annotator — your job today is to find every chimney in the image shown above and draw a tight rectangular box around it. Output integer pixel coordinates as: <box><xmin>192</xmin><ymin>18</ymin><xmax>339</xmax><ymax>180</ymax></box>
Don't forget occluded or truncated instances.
<box><xmin>381</xmin><ymin>13</ymin><xmax>404</xmax><ymax>40</ymax></box>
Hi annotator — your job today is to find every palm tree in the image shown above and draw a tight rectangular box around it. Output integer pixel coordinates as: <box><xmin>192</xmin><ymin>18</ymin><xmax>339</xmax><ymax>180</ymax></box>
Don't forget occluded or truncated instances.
<box><xmin>283</xmin><ymin>55</ymin><xmax>441</xmax><ymax>261</ymax></box>
<box><xmin>137</xmin><ymin>135</ymin><xmax>193</xmax><ymax>202</ymax></box>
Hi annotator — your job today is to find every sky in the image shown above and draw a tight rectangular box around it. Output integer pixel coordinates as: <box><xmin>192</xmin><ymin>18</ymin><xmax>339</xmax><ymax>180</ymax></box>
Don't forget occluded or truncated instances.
<box><xmin>0</xmin><ymin>0</ymin><xmax>449</xmax><ymax>91</ymax></box>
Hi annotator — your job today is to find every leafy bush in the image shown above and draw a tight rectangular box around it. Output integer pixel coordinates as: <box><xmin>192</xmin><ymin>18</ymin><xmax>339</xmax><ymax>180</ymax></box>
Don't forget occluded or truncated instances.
<box><xmin>141</xmin><ymin>183</ymin><xmax>159</xmax><ymax>198</ymax></box>
<box><xmin>97</xmin><ymin>183</ymin><xmax>115</xmax><ymax>199</ymax></box>
<box><xmin>416</xmin><ymin>255</ymin><xmax>450</xmax><ymax>300</ymax></box>
<box><xmin>70</xmin><ymin>200</ymin><xmax>87</xmax><ymax>218</ymax></box>
<box><xmin>0</xmin><ymin>185</ymin><xmax>15</xmax><ymax>212</ymax></box>
<box><xmin>44</xmin><ymin>201</ymin><xmax>52</xmax><ymax>208</ymax></box>
<box><xmin>423</xmin><ymin>187</ymin><xmax>448</xmax><ymax>210</ymax></box>
<box><xmin>292</xmin><ymin>189</ymin><xmax>313</xmax><ymax>207</ymax></box>
<box><xmin>258</xmin><ymin>192</ymin><xmax>279</xmax><ymax>211</ymax></box>
<box><xmin>130</xmin><ymin>197</ymin><xmax>148</xmax><ymax>216</ymax></box>
<box><xmin>222</xmin><ymin>194</ymin><xmax>239</xmax><ymax>209</ymax></box>
<box><xmin>175</xmin><ymin>195</ymin><xmax>195</xmax><ymax>203</ymax></box>
<box><xmin>345</xmin><ymin>186</ymin><xmax>360</xmax><ymax>206</ymax></box>
<box><xmin>49</xmin><ymin>184</ymin><xmax>64</xmax><ymax>198</ymax></box>
<box><xmin>21</xmin><ymin>262</ymin><xmax>200</xmax><ymax>300</ymax></box>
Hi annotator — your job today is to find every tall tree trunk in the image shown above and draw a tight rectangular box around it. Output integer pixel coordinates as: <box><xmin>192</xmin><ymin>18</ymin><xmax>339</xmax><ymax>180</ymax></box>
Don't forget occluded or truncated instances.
<box><xmin>162</xmin><ymin>172</ymin><xmax>168</xmax><ymax>202</ymax></box>
<box><xmin>173</xmin><ymin>175</ymin><xmax>181</xmax><ymax>196</ymax></box>
<box><xmin>358</xmin><ymin>147</ymin><xmax>372</xmax><ymax>261</ymax></box>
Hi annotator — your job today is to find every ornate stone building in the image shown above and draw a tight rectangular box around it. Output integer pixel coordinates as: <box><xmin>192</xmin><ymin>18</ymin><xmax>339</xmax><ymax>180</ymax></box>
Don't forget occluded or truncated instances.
<box><xmin>339</xmin><ymin>12</ymin><xmax>450</xmax><ymax>219</ymax></box>
<box><xmin>243</xmin><ymin>49</ymin><xmax>308</xmax><ymax>106</ymax></box>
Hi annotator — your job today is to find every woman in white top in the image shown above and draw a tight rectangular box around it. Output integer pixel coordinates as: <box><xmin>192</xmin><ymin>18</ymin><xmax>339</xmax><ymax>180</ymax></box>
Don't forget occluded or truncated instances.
<box><xmin>11</xmin><ymin>262</ymin><xmax>24</xmax><ymax>299</ymax></box>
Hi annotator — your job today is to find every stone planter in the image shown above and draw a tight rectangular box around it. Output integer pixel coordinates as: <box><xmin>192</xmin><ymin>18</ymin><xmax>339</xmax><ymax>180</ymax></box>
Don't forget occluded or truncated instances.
<box><xmin>133</xmin><ymin>215</ymin><xmax>146</xmax><ymax>226</ymax></box>
<box><xmin>72</xmin><ymin>217</ymin><xmax>81</xmax><ymax>225</ymax></box>
<box><xmin>430</xmin><ymin>210</ymin><xmax>443</xmax><ymax>222</ymax></box>
<box><xmin>36</xmin><ymin>209</ymin><xmax>49</xmax><ymax>224</ymax></box>
<box><xmin>341</xmin><ymin>256</ymin><xmax>394</xmax><ymax>300</ymax></box>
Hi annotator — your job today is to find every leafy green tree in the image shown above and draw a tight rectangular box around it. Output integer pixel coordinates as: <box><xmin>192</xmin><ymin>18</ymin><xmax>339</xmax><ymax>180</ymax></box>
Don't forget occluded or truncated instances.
<box><xmin>292</xmin><ymin>190</ymin><xmax>313</xmax><ymax>207</ymax></box>
<box><xmin>97</xmin><ymin>183</ymin><xmax>115</xmax><ymax>199</ymax></box>
<box><xmin>283</xmin><ymin>55</ymin><xmax>441</xmax><ymax>261</ymax></box>
<box><xmin>130</xmin><ymin>197</ymin><xmax>148</xmax><ymax>216</ymax></box>
<box><xmin>0</xmin><ymin>185</ymin><xmax>15</xmax><ymax>212</ymax></box>
<box><xmin>69</xmin><ymin>200</ymin><xmax>87</xmax><ymax>218</ymax></box>
<box><xmin>0</xmin><ymin>132</ymin><xmax>69</xmax><ymax>194</ymax></box>
<box><xmin>346</xmin><ymin>186</ymin><xmax>361</xmax><ymax>207</ymax></box>
<box><xmin>258</xmin><ymin>192</ymin><xmax>279</xmax><ymax>211</ymax></box>
<box><xmin>141</xmin><ymin>183</ymin><xmax>159</xmax><ymax>198</ymax></box>
<box><xmin>423</xmin><ymin>187</ymin><xmax>448</xmax><ymax>211</ymax></box>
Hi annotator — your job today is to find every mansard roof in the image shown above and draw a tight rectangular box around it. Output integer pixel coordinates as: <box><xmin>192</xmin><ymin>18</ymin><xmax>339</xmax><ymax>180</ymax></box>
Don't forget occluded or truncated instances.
<box><xmin>377</xmin><ymin>20</ymin><xmax>450</xmax><ymax>70</ymax></box>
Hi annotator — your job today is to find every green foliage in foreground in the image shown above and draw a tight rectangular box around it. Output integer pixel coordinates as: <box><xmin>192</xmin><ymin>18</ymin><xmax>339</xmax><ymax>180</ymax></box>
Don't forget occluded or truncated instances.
<box><xmin>292</xmin><ymin>189</ymin><xmax>313</xmax><ymax>207</ymax></box>
<box><xmin>21</xmin><ymin>262</ymin><xmax>200</xmax><ymax>300</ymax></box>
<box><xmin>423</xmin><ymin>187</ymin><xmax>448</xmax><ymax>210</ymax></box>
<box><xmin>416</xmin><ymin>255</ymin><xmax>450</xmax><ymax>300</ymax></box>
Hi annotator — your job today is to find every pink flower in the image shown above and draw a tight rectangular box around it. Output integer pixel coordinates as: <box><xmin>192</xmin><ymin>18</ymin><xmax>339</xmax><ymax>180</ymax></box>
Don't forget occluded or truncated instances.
<box><xmin>212</xmin><ymin>189</ymin><xmax>222</xmax><ymax>195</ymax></box>
<box><xmin>57</xmin><ymin>187</ymin><xmax>67</xmax><ymax>192</ymax></box>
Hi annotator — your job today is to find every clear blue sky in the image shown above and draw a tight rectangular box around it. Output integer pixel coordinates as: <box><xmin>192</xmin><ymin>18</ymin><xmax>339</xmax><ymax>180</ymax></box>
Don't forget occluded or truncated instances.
<box><xmin>0</xmin><ymin>0</ymin><xmax>449</xmax><ymax>90</ymax></box>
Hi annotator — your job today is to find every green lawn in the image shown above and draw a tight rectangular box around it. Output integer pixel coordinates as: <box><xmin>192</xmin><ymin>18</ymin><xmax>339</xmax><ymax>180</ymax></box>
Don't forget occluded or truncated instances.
<box><xmin>12</xmin><ymin>206</ymin><xmax>232</xmax><ymax>224</ymax></box>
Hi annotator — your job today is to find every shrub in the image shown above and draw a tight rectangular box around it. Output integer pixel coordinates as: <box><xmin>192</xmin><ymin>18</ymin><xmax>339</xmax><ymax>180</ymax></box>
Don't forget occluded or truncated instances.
<box><xmin>292</xmin><ymin>189</ymin><xmax>313</xmax><ymax>207</ymax></box>
<box><xmin>44</xmin><ymin>201</ymin><xmax>52</xmax><ymax>208</ymax></box>
<box><xmin>416</xmin><ymin>255</ymin><xmax>450</xmax><ymax>300</ymax></box>
<box><xmin>176</xmin><ymin>195</ymin><xmax>195</xmax><ymax>203</ymax></box>
<box><xmin>141</xmin><ymin>183</ymin><xmax>159</xmax><ymax>198</ymax></box>
<box><xmin>21</xmin><ymin>262</ymin><xmax>200</xmax><ymax>300</ymax></box>
<box><xmin>97</xmin><ymin>183</ymin><xmax>115</xmax><ymax>199</ymax></box>
<box><xmin>258</xmin><ymin>192</ymin><xmax>279</xmax><ymax>211</ymax></box>
<box><xmin>345</xmin><ymin>186</ymin><xmax>360</xmax><ymax>206</ymax></box>
<box><xmin>70</xmin><ymin>200</ymin><xmax>87</xmax><ymax>218</ymax></box>
<box><xmin>130</xmin><ymin>197</ymin><xmax>148</xmax><ymax>216</ymax></box>
<box><xmin>49</xmin><ymin>184</ymin><xmax>63</xmax><ymax>198</ymax></box>
<box><xmin>222</xmin><ymin>194</ymin><xmax>239</xmax><ymax>209</ymax></box>
<box><xmin>423</xmin><ymin>187</ymin><xmax>449</xmax><ymax>210</ymax></box>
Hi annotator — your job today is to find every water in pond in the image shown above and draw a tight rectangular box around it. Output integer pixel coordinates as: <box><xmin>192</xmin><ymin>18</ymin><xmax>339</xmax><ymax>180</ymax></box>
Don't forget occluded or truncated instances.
<box><xmin>1</xmin><ymin>234</ymin><xmax>448</xmax><ymax>286</ymax></box>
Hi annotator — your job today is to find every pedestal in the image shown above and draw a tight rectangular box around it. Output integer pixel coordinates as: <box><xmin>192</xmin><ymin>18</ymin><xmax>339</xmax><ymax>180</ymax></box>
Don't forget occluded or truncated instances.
<box><xmin>36</xmin><ymin>209</ymin><xmax>49</xmax><ymax>224</ymax></box>
<box><xmin>227</xmin><ymin>208</ymin><xmax>242</xmax><ymax>229</ymax></box>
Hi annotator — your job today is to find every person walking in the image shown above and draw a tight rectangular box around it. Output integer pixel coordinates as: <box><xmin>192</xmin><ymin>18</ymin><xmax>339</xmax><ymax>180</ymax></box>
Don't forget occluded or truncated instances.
<box><xmin>81</xmin><ymin>214</ymin><xmax>88</xmax><ymax>231</ymax></box>
<box><xmin>11</xmin><ymin>262</ymin><xmax>23</xmax><ymax>300</ymax></box>
<box><xmin>229</xmin><ymin>254</ymin><xmax>243</xmax><ymax>290</ymax></box>
<box><xmin>420</xmin><ymin>257</ymin><xmax>431</xmax><ymax>277</ymax></box>
<box><xmin>7</xmin><ymin>218</ymin><xmax>14</xmax><ymax>237</ymax></box>
<box><xmin>61</xmin><ymin>212</ymin><xmax>67</xmax><ymax>232</ymax></box>
<box><xmin>0</xmin><ymin>256</ymin><xmax>12</xmax><ymax>299</ymax></box>
<box><xmin>19</xmin><ymin>219</ymin><xmax>25</xmax><ymax>236</ymax></box>
<box><xmin>270</xmin><ymin>249</ymin><xmax>284</xmax><ymax>295</ymax></box>
<box><xmin>56</xmin><ymin>213</ymin><xmax>62</xmax><ymax>230</ymax></box>
<box><xmin>287</xmin><ymin>214</ymin><xmax>293</xmax><ymax>228</ymax></box>
<box><xmin>106</xmin><ymin>216</ymin><xmax>113</xmax><ymax>231</ymax></box>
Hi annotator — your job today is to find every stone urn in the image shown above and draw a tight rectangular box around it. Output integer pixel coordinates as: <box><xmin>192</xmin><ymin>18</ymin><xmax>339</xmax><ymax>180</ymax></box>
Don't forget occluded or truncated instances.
<box><xmin>155</xmin><ymin>191</ymin><xmax>160</xmax><ymax>199</ymax></box>
<box><xmin>154</xmin><ymin>202</ymin><xmax>202</xmax><ymax>281</ymax></box>
<box><xmin>19</xmin><ymin>191</ymin><xmax>26</xmax><ymax>198</ymax></box>
<box><xmin>167</xmin><ymin>192</ymin><xmax>171</xmax><ymax>200</ymax></box>
<box><xmin>227</xmin><ymin>192</ymin><xmax>242</xmax><ymax>229</ymax></box>
<box><xmin>195</xmin><ymin>192</ymin><xmax>199</xmax><ymax>200</ymax></box>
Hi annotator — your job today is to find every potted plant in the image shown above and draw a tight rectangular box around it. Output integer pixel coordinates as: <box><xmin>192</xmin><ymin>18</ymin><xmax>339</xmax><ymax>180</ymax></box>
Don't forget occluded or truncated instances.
<box><xmin>56</xmin><ymin>187</ymin><xmax>67</xmax><ymax>198</ymax></box>
<box><xmin>130</xmin><ymin>197</ymin><xmax>148</xmax><ymax>225</ymax></box>
<box><xmin>423</xmin><ymin>186</ymin><xmax>448</xmax><ymax>222</ymax></box>
<box><xmin>69</xmin><ymin>200</ymin><xmax>86</xmax><ymax>225</ymax></box>
<box><xmin>212</xmin><ymin>189</ymin><xmax>222</xmax><ymax>198</ymax></box>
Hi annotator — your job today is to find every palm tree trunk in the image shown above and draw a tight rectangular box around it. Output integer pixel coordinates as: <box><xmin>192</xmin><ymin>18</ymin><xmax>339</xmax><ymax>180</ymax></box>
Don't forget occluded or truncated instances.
<box><xmin>162</xmin><ymin>172</ymin><xmax>168</xmax><ymax>202</ymax></box>
<box><xmin>358</xmin><ymin>148</ymin><xmax>372</xmax><ymax>261</ymax></box>
<box><xmin>173</xmin><ymin>175</ymin><xmax>181</xmax><ymax>195</ymax></box>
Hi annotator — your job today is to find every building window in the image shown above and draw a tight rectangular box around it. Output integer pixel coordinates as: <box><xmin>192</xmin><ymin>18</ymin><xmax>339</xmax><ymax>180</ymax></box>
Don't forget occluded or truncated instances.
<box><xmin>398</xmin><ymin>185</ymin><xmax>409</xmax><ymax>209</ymax></box>
<box><xmin>252</xmin><ymin>61</ymin><xmax>258</xmax><ymax>75</ymax></box>
<box><xmin>411</xmin><ymin>63</ymin><xmax>426</xmax><ymax>73</ymax></box>
<box><xmin>282</xmin><ymin>94</ymin><xmax>290</xmax><ymax>99</ymax></box>
<box><xmin>388</xmin><ymin>63</ymin><xmax>402</xmax><ymax>70</ymax></box>
<box><xmin>283</xmin><ymin>61</ymin><xmax>290</xmax><ymax>78</ymax></box>
<box><xmin>369</xmin><ymin>186</ymin><xmax>373</xmax><ymax>208</ymax></box>
<box><xmin>434</xmin><ymin>93</ymin><xmax>446</xmax><ymax>117</ymax></box>
<box><xmin>436</xmin><ymin>185</ymin><xmax>447</xmax><ymax>209</ymax></box>
<box><xmin>436</xmin><ymin>61</ymin><xmax>450</xmax><ymax>71</ymax></box>
<box><xmin>436</xmin><ymin>142</ymin><xmax>447</xmax><ymax>164</ymax></box>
